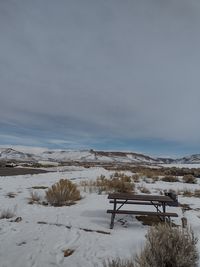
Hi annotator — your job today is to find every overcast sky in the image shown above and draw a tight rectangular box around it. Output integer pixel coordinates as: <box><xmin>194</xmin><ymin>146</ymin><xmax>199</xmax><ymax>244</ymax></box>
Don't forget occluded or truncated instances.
<box><xmin>1</xmin><ymin>0</ymin><xmax>200</xmax><ymax>156</ymax></box>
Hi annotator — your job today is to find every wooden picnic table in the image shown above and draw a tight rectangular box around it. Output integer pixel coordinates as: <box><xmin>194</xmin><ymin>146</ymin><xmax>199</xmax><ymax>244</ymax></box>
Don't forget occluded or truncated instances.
<box><xmin>107</xmin><ymin>193</ymin><xmax>178</xmax><ymax>229</ymax></box>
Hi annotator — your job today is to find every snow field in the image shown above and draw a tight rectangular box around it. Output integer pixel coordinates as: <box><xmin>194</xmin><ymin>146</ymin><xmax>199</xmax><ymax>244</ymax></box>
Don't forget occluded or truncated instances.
<box><xmin>0</xmin><ymin>167</ymin><xmax>200</xmax><ymax>267</ymax></box>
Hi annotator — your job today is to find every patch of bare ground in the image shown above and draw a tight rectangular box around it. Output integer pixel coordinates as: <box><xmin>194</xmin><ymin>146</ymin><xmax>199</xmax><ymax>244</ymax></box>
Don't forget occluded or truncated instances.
<box><xmin>136</xmin><ymin>215</ymin><xmax>177</xmax><ymax>227</ymax></box>
<box><xmin>32</xmin><ymin>186</ymin><xmax>48</xmax><ymax>189</ymax></box>
<box><xmin>0</xmin><ymin>167</ymin><xmax>48</xmax><ymax>176</ymax></box>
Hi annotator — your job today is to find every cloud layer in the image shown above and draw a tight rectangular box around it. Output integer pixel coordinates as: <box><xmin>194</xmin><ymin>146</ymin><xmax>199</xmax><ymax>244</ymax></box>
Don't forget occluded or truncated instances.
<box><xmin>1</xmin><ymin>0</ymin><xmax>200</xmax><ymax>154</ymax></box>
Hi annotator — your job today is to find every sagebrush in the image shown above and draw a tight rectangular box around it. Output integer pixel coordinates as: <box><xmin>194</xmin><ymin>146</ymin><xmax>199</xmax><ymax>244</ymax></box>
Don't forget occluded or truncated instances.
<box><xmin>104</xmin><ymin>224</ymin><xmax>198</xmax><ymax>267</ymax></box>
<box><xmin>46</xmin><ymin>179</ymin><xmax>81</xmax><ymax>206</ymax></box>
<box><xmin>136</xmin><ymin>224</ymin><xmax>198</xmax><ymax>267</ymax></box>
<box><xmin>182</xmin><ymin>174</ymin><xmax>197</xmax><ymax>184</ymax></box>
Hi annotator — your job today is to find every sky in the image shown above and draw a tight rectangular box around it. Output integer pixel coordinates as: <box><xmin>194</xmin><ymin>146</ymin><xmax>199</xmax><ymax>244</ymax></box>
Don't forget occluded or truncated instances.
<box><xmin>1</xmin><ymin>0</ymin><xmax>200</xmax><ymax>157</ymax></box>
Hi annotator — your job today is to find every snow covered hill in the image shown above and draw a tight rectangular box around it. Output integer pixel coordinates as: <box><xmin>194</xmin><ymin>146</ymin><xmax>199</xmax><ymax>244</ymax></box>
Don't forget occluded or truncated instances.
<box><xmin>1</xmin><ymin>147</ymin><xmax>200</xmax><ymax>165</ymax></box>
<box><xmin>0</xmin><ymin>148</ymin><xmax>36</xmax><ymax>162</ymax></box>
<box><xmin>175</xmin><ymin>154</ymin><xmax>200</xmax><ymax>164</ymax></box>
<box><xmin>0</xmin><ymin>147</ymin><xmax>161</xmax><ymax>164</ymax></box>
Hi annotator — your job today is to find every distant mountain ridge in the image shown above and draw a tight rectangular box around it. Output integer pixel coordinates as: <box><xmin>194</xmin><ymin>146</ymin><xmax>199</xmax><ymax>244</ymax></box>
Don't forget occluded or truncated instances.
<box><xmin>0</xmin><ymin>147</ymin><xmax>200</xmax><ymax>165</ymax></box>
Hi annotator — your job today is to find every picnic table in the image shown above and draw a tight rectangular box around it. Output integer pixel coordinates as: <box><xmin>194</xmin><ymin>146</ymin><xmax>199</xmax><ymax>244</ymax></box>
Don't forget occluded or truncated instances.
<box><xmin>107</xmin><ymin>193</ymin><xmax>179</xmax><ymax>229</ymax></box>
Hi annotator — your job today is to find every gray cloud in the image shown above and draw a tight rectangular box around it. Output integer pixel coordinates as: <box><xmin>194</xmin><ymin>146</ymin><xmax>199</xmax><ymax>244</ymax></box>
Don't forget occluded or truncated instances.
<box><xmin>1</xmin><ymin>0</ymin><xmax>200</xmax><ymax>150</ymax></box>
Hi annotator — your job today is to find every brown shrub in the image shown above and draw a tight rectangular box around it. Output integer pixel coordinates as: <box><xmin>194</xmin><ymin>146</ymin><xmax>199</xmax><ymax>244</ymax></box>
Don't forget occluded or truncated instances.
<box><xmin>104</xmin><ymin>224</ymin><xmax>198</xmax><ymax>267</ymax></box>
<box><xmin>183</xmin><ymin>175</ymin><xmax>197</xmax><ymax>184</ymax></box>
<box><xmin>182</xmin><ymin>189</ymin><xmax>193</xmax><ymax>197</ymax></box>
<box><xmin>46</xmin><ymin>179</ymin><xmax>81</xmax><ymax>206</ymax></box>
<box><xmin>194</xmin><ymin>189</ymin><xmax>200</xmax><ymax>198</ymax></box>
<box><xmin>136</xmin><ymin>224</ymin><xmax>198</xmax><ymax>267</ymax></box>
<box><xmin>80</xmin><ymin>175</ymin><xmax>135</xmax><ymax>194</ymax></box>
<box><xmin>161</xmin><ymin>175</ymin><xmax>179</xmax><ymax>182</ymax></box>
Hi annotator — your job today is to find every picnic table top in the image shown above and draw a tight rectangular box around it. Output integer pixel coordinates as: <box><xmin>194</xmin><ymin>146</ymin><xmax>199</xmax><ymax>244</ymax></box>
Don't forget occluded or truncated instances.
<box><xmin>108</xmin><ymin>193</ymin><xmax>174</xmax><ymax>203</ymax></box>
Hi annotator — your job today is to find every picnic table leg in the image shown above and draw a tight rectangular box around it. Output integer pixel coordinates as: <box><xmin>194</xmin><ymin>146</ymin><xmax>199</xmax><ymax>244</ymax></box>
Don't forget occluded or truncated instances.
<box><xmin>162</xmin><ymin>202</ymin><xmax>166</xmax><ymax>222</ymax></box>
<box><xmin>110</xmin><ymin>199</ymin><xmax>117</xmax><ymax>229</ymax></box>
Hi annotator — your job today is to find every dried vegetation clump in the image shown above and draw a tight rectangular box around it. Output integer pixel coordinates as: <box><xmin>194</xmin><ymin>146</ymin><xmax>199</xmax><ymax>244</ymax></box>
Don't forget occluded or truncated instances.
<box><xmin>0</xmin><ymin>209</ymin><xmax>15</xmax><ymax>219</ymax></box>
<box><xmin>104</xmin><ymin>224</ymin><xmax>198</xmax><ymax>267</ymax></box>
<box><xmin>136</xmin><ymin>224</ymin><xmax>199</xmax><ymax>267</ymax></box>
<box><xmin>180</xmin><ymin>189</ymin><xmax>200</xmax><ymax>198</ymax></box>
<box><xmin>103</xmin><ymin>258</ymin><xmax>135</xmax><ymax>267</ymax></box>
<box><xmin>161</xmin><ymin>175</ymin><xmax>179</xmax><ymax>182</ymax></box>
<box><xmin>28</xmin><ymin>191</ymin><xmax>42</xmax><ymax>204</ymax></box>
<box><xmin>80</xmin><ymin>173</ymin><xmax>135</xmax><ymax>194</ymax></box>
<box><xmin>46</xmin><ymin>179</ymin><xmax>81</xmax><ymax>206</ymax></box>
<box><xmin>182</xmin><ymin>174</ymin><xmax>197</xmax><ymax>184</ymax></box>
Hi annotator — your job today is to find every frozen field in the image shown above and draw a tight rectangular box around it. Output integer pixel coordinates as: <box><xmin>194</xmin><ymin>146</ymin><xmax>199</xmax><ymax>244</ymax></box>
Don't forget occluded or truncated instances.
<box><xmin>0</xmin><ymin>166</ymin><xmax>200</xmax><ymax>267</ymax></box>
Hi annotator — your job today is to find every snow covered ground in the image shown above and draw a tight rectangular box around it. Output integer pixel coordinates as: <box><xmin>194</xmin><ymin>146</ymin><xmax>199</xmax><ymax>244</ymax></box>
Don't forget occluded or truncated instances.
<box><xmin>0</xmin><ymin>166</ymin><xmax>200</xmax><ymax>267</ymax></box>
<box><xmin>162</xmin><ymin>163</ymin><xmax>200</xmax><ymax>169</ymax></box>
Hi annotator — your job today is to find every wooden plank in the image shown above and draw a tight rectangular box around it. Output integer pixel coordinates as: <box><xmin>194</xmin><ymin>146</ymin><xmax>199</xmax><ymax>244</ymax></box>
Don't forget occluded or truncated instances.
<box><xmin>108</xmin><ymin>193</ymin><xmax>174</xmax><ymax>203</ymax></box>
<box><xmin>107</xmin><ymin>209</ymin><xmax>178</xmax><ymax>217</ymax></box>
<box><xmin>109</xmin><ymin>200</ymin><xmax>162</xmax><ymax>206</ymax></box>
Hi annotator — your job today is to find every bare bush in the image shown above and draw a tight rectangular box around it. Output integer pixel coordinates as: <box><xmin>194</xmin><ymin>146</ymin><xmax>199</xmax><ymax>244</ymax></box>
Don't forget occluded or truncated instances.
<box><xmin>136</xmin><ymin>224</ymin><xmax>198</xmax><ymax>267</ymax></box>
<box><xmin>46</xmin><ymin>179</ymin><xmax>81</xmax><ymax>206</ymax></box>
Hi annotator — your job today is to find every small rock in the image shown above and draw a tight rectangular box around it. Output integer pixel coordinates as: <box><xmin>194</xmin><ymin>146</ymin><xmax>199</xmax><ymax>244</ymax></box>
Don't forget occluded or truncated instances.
<box><xmin>14</xmin><ymin>217</ymin><xmax>22</xmax><ymax>222</ymax></box>
<box><xmin>63</xmin><ymin>249</ymin><xmax>74</xmax><ymax>257</ymax></box>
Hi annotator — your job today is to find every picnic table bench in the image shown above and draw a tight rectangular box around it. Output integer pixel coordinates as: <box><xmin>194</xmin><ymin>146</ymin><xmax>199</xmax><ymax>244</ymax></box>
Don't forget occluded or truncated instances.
<box><xmin>107</xmin><ymin>193</ymin><xmax>179</xmax><ymax>229</ymax></box>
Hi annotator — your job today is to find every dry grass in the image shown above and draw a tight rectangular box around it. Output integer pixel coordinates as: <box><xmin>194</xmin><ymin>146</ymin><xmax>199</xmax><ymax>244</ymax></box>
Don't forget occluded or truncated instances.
<box><xmin>46</xmin><ymin>179</ymin><xmax>81</xmax><ymax>206</ymax></box>
<box><xmin>139</xmin><ymin>169</ymin><xmax>158</xmax><ymax>179</ymax></box>
<box><xmin>80</xmin><ymin>173</ymin><xmax>135</xmax><ymax>194</ymax></box>
<box><xmin>28</xmin><ymin>191</ymin><xmax>42</xmax><ymax>204</ymax></box>
<box><xmin>182</xmin><ymin>189</ymin><xmax>194</xmax><ymax>197</ymax></box>
<box><xmin>194</xmin><ymin>189</ymin><xmax>200</xmax><ymax>198</ymax></box>
<box><xmin>180</xmin><ymin>188</ymin><xmax>200</xmax><ymax>198</ymax></box>
<box><xmin>103</xmin><ymin>258</ymin><xmax>135</xmax><ymax>267</ymax></box>
<box><xmin>131</xmin><ymin>174</ymin><xmax>140</xmax><ymax>183</ymax></box>
<box><xmin>0</xmin><ymin>209</ymin><xmax>15</xmax><ymax>219</ymax></box>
